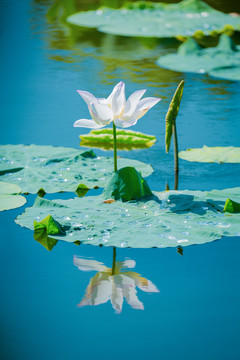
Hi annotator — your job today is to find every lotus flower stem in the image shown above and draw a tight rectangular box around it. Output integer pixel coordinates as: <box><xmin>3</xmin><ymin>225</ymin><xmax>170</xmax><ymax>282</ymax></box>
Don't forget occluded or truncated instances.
<box><xmin>112</xmin><ymin>247</ymin><xmax>116</xmax><ymax>275</ymax></box>
<box><xmin>113</xmin><ymin>123</ymin><xmax>118</xmax><ymax>172</ymax></box>
<box><xmin>174</xmin><ymin>169</ymin><xmax>179</xmax><ymax>190</ymax></box>
<box><xmin>173</xmin><ymin>120</ymin><xmax>179</xmax><ymax>190</ymax></box>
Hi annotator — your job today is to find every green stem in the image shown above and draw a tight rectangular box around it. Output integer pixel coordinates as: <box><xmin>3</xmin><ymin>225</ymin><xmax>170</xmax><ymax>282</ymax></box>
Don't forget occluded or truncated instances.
<box><xmin>112</xmin><ymin>247</ymin><xmax>116</xmax><ymax>275</ymax></box>
<box><xmin>113</xmin><ymin>123</ymin><xmax>117</xmax><ymax>172</ymax></box>
<box><xmin>174</xmin><ymin>171</ymin><xmax>179</xmax><ymax>190</ymax></box>
<box><xmin>173</xmin><ymin>120</ymin><xmax>179</xmax><ymax>175</ymax></box>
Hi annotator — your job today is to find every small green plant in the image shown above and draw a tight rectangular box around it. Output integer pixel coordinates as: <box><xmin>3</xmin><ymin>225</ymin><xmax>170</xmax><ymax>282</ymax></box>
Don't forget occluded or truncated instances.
<box><xmin>165</xmin><ymin>80</ymin><xmax>184</xmax><ymax>189</ymax></box>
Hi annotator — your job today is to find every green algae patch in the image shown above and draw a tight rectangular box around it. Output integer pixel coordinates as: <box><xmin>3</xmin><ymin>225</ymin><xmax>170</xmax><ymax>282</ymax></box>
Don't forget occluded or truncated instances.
<box><xmin>179</xmin><ymin>146</ymin><xmax>240</xmax><ymax>163</ymax></box>
<box><xmin>80</xmin><ymin>128</ymin><xmax>156</xmax><ymax>151</ymax></box>
<box><xmin>15</xmin><ymin>187</ymin><xmax>240</xmax><ymax>248</ymax></box>
<box><xmin>67</xmin><ymin>0</ymin><xmax>240</xmax><ymax>39</ymax></box>
<box><xmin>0</xmin><ymin>181</ymin><xmax>26</xmax><ymax>211</ymax></box>
<box><xmin>0</xmin><ymin>145</ymin><xmax>153</xmax><ymax>193</ymax></box>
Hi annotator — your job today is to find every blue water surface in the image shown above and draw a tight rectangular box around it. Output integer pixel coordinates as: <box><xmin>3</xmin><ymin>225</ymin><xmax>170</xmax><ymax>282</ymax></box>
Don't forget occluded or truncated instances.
<box><xmin>0</xmin><ymin>1</ymin><xmax>240</xmax><ymax>359</ymax></box>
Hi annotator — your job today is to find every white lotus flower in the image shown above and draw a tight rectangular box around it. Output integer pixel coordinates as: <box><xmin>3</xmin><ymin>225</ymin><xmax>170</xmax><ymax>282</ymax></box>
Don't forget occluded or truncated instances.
<box><xmin>73</xmin><ymin>81</ymin><xmax>161</xmax><ymax>129</ymax></box>
<box><xmin>74</xmin><ymin>256</ymin><xmax>159</xmax><ymax>314</ymax></box>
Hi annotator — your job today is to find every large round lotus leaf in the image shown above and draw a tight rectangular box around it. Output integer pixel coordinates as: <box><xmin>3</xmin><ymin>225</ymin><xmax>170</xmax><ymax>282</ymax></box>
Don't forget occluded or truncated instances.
<box><xmin>156</xmin><ymin>35</ymin><xmax>240</xmax><ymax>78</ymax></box>
<box><xmin>0</xmin><ymin>181</ymin><xmax>26</xmax><ymax>211</ymax></box>
<box><xmin>179</xmin><ymin>145</ymin><xmax>240</xmax><ymax>163</ymax></box>
<box><xmin>67</xmin><ymin>0</ymin><xmax>240</xmax><ymax>39</ymax></box>
<box><xmin>0</xmin><ymin>145</ymin><xmax>153</xmax><ymax>194</ymax></box>
<box><xmin>15</xmin><ymin>187</ymin><xmax>240</xmax><ymax>248</ymax></box>
<box><xmin>80</xmin><ymin>128</ymin><xmax>156</xmax><ymax>151</ymax></box>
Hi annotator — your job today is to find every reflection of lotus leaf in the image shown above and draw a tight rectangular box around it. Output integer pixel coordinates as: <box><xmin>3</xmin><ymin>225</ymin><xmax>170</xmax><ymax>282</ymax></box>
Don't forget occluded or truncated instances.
<box><xmin>67</xmin><ymin>0</ymin><xmax>240</xmax><ymax>38</ymax></box>
<box><xmin>74</xmin><ymin>256</ymin><xmax>159</xmax><ymax>313</ymax></box>
<box><xmin>15</xmin><ymin>188</ymin><xmax>240</xmax><ymax>248</ymax></box>
<box><xmin>0</xmin><ymin>181</ymin><xmax>26</xmax><ymax>211</ymax></box>
<box><xmin>179</xmin><ymin>145</ymin><xmax>240</xmax><ymax>163</ymax></box>
<box><xmin>80</xmin><ymin>128</ymin><xmax>156</xmax><ymax>151</ymax></box>
<box><xmin>156</xmin><ymin>35</ymin><xmax>240</xmax><ymax>80</ymax></box>
<box><xmin>0</xmin><ymin>145</ymin><xmax>153</xmax><ymax>193</ymax></box>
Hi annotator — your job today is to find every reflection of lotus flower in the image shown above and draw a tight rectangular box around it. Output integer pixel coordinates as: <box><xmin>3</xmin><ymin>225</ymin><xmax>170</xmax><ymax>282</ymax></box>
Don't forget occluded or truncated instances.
<box><xmin>74</xmin><ymin>256</ymin><xmax>159</xmax><ymax>314</ymax></box>
<box><xmin>73</xmin><ymin>81</ymin><xmax>161</xmax><ymax>129</ymax></box>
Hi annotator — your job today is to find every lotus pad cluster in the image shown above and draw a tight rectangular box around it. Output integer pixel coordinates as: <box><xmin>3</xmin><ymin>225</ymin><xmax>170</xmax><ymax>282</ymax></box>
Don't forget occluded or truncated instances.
<box><xmin>67</xmin><ymin>0</ymin><xmax>240</xmax><ymax>39</ymax></box>
<box><xmin>0</xmin><ymin>181</ymin><xmax>26</xmax><ymax>211</ymax></box>
<box><xmin>15</xmin><ymin>187</ymin><xmax>240</xmax><ymax>248</ymax></box>
<box><xmin>0</xmin><ymin>145</ymin><xmax>153</xmax><ymax>194</ymax></box>
<box><xmin>157</xmin><ymin>35</ymin><xmax>240</xmax><ymax>81</ymax></box>
<box><xmin>179</xmin><ymin>145</ymin><xmax>240</xmax><ymax>163</ymax></box>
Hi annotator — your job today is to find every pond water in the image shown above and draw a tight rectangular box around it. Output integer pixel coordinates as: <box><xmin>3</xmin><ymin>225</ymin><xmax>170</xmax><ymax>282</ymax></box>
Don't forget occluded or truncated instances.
<box><xmin>0</xmin><ymin>0</ymin><xmax>240</xmax><ymax>359</ymax></box>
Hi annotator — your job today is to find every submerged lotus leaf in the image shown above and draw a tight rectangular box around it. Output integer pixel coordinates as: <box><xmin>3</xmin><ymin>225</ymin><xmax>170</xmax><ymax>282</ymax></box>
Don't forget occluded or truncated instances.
<box><xmin>0</xmin><ymin>181</ymin><xmax>26</xmax><ymax>211</ymax></box>
<box><xmin>15</xmin><ymin>187</ymin><xmax>240</xmax><ymax>248</ymax></box>
<box><xmin>80</xmin><ymin>128</ymin><xmax>156</xmax><ymax>151</ymax></box>
<box><xmin>67</xmin><ymin>0</ymin><xmax>240</xmax><ymax>38</ymax></box>
<box><xmin>157</xmin><ymin>35</ymin><xmax>240</xmax><ymax>80</ymax></box>
<box><xmin>0</xmin><ymin>145</ymin><xmax>153</xmax><ymax>193</ymax></box>
<box><xmin>179</xmin><ymin>145</ymin><xmax>240</xmax><ymax>163</ymax></box>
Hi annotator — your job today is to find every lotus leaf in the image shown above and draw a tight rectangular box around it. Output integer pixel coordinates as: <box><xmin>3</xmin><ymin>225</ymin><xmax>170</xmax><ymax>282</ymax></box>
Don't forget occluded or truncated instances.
<box><xmin>179</xmin><ymin>145</ymin><xmax>240</xmax><ymax>163</ymax></box>
<box><xmin>0</xmin><ymin>181</ymin><xmax>26</xmax><ymax>211</ymax></box>
<box><xmin>156</xmin><ymin>35</ymin><xmax>240</xmax><ymax>81</ymax></box>
<box><xmin>15</xmin><ymin>187</ymin><xmax>240</xmax><ymax>248</ymax></box>
<box><xmin>0</xmin><ymin>145</ymin><xmax>153</xmax><ymax>193</ymax></box>
<box><xmin>80</xmin><ymin>128</ymin><xmax>156</xmax><ymax>151</ymax></box>
<box><xmin>206</xmin><ymin>188</ymin><xmax>240</xmax><ymax>212</ymax></box>
<box><xmin>209</xmin><ymin>66</ymin><xmax>240</xmax><ymax>81</ymax></box>
<box><xmin>223</xmin><ymin>199</ymin><xmax>240</xmax><ymax>213</ymax></box>
<box><xmin>103</xmin><ymin>166</ymin><xmax>153</xmax><ymax>201</ymax></box>
<box><xmin>67</xmin><ymin>0</ymin><xmax>240</xmax><ymax>38</ymax></box>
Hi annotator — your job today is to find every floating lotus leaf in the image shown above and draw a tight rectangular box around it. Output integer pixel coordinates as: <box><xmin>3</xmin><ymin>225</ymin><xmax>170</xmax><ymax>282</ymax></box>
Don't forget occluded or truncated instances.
<box><xmin>67</xmin><ymin>0</ymin><xmax>240</xmax><ymax>38</ymax></box>
<box><xmin>157</xmin><ymin>35</ymin><xmax>240</xmax><ymax>80</ymax></box>
<box><xmin>80</xmin><ymin>128</ymin><xmax>156</xmax><ymax>151</ymax></box>
<box><xmin>0</xmin><ymin>145</ymin><xmax>153</xmax><ymax>194</ymax></box>
<box><xmin>206</xmin><ymin>188</ymin><xmax>240</xmax><ymax>212</ymax></box>
<box><xmin>15</xmin><ymin>187</ymin><xmax>240</xmax><ymax>248</ymax></box>
<box><xmin>0</xmin><ymin>181</ymin><xmax>26</xmax><ymax>211</ymax></box>
<box><xmin>179</xmin><ymin>145</ymin><xmax>240</xmax><ymax>163</ymax></box>
<box><xmin>209</xmin><ymin>66</ymin><xmax>240</xmax><ymax>81</ymax></box>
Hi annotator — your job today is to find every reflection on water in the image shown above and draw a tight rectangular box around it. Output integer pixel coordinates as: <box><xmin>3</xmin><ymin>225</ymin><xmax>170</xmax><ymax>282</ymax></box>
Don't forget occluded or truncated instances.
<box><xmin>74</xmin><ymin>248</ymin><xmax>159</xmax><ymax>313</ymax></box>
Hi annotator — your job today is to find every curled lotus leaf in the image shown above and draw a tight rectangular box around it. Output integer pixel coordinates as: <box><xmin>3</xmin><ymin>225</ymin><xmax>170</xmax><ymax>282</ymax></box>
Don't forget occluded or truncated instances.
<box><xmin>67</xmin><ymin>0</ymin><xmax>240</xmax><ymax>39</ymax></box>
<box><xmin>0</xmin><ymin>144</ymin><xmax>153</xmax><ymax>194</ymax></box>
<box><xmin>80</xmin><ymin>128</ymin><xmax>156</xmax><ymax>151</ymax></box>
<box><xmin>15</xmin><ymin>187</ymin><xmax>240</xmax><ymax>248</ymax></box>
<box><xmin>0</xmin><ymin>181</ymin><xmax>26</xmax><ymax>211</ymax></box>
<box><xmin>165</xmin><ymin>80</ymin><xmax>184</xmax><ymax>153</ymax></box>
<box><xmin>223</xmin><ymin>199</ymin><xmax>240</xmax><ymax>213</ymax></box>
<box><xmin>179</xmin><ymin>145</ymin><xmax>240</xmax><ymax>163</ymax></box>
<box><xmin>157</xmin><ymin>35</ymin><xmax>240</xmax><ymax>81</ymax></box>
